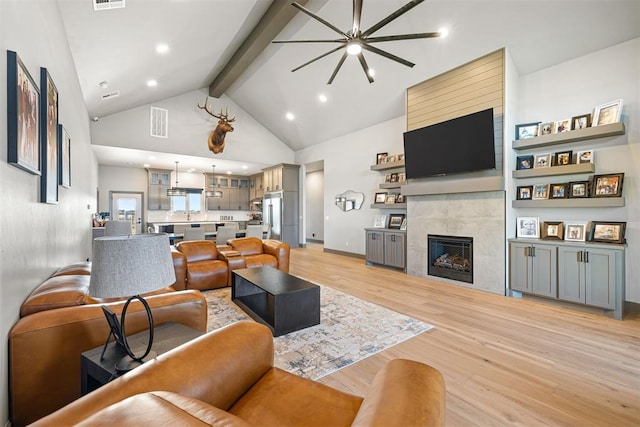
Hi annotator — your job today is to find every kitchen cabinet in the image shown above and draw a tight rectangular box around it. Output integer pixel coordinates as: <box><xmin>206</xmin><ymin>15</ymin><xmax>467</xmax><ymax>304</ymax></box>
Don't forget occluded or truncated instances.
<box><xmin>509</xmin><ymin>239</ymin><xmax>625</xmax><ymax>319</ymax></box>
<box><xmin>147</xmin><ymin>169</ymin><xmax>171</xmax><ymax>210</ymax></box>
<box><xmin>249</xmin><ymin>173</ymin><xmax>264</xmax><ymax>200</ymax></box>
<box><xmin>365</xmin><ymin>229</ymin><xmax>406</xmax><ymax>270</ymax></box>
<box><xmin>205</xmin><ymin>173</ymin><xmax>251</xmax><ymax>211</ymax></box>
<box><xmin>263</xmin><ymin>164</ymin><xmax>299</xmax><ymax>192</ymax></box>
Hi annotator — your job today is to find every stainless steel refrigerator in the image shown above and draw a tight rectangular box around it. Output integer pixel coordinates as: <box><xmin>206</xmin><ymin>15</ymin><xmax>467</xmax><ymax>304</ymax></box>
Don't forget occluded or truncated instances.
<box><xmin>263</xmin><ymin>191</ymin><xmax>298</xmax><ymax>246</ymax></box>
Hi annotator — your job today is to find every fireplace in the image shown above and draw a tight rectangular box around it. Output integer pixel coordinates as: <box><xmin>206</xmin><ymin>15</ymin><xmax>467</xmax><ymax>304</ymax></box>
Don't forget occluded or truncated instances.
<box><xmin>428</xmin><ymin>235</ymin><xmax>473</xmax><ymax>284</ymax></box>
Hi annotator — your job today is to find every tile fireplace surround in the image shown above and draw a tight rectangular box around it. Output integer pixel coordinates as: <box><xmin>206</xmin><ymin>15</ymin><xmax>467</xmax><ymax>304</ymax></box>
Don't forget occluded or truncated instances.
<box><xmin>407</xmin><ymin>191</ymin><xmax>506</xmax><ymax>295</ymax></box>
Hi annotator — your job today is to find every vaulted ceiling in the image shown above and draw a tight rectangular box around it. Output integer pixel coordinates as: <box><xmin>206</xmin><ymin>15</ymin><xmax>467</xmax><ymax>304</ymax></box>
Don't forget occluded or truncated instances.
<box><xmin>57</xmin><ymin>0</ymin><xmax>639</xmax><ymax>172</ymax></box>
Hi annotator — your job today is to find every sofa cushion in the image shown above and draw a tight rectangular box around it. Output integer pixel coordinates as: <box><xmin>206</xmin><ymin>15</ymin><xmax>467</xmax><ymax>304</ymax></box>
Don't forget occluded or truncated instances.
<box><xmin>76</xmin><ymin>391</ymin><xmax>252</xmax><ymax>427</ymax></box>
<box><xmin>176</xmin><ymin>240</ymin><xmax>219</xmax><ymax>262</ymax></box>
<box><xmin>186</xmin><ymin>259</ymin><xmax>228</xmax><ymax>290</ymax></box>
<box><xmin>20</xmin><ymin>275</ymin><xmax>90</xmax><ymax>317</ymax></box>
<box><xmin>244</xmin><ymin>254</ymin><xmax>278</xmax><ymax>269</ymax></box>
<box><xmin>229</xmin><ymin>237</ymin><xmax>263</xmax><ymax>256</ymax></box>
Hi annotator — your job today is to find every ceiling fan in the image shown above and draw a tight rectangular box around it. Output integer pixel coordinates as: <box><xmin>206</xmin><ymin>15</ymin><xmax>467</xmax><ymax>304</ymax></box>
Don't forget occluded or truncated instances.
<box><xmin>272</xmin><ymin>0</ymin><xmax>443</xmax><ymax>84</ymax></box>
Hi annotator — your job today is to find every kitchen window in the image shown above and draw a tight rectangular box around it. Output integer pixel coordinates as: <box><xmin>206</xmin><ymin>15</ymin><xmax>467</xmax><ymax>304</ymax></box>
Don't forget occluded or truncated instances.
<box><xmin>171</xmin><ymin>193</ymin><xmax>202</xmax><ymax>213</ymax></box>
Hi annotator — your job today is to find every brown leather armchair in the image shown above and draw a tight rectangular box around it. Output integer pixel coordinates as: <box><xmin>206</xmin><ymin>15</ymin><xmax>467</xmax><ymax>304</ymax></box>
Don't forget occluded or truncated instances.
<box><xmin>175</xmin><ymin>240</ymin><xmax>228</xmax><ymax>290</ymax></box>
<box><xmin>33</xmin><ymin>321</ymin><xmax>446</xmax><ymax>426</ymax></box>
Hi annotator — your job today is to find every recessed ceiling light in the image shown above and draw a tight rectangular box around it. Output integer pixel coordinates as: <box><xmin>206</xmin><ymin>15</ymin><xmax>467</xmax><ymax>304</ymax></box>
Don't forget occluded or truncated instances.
<box><xmin>286</xmin><ymin>112</ymin><xmax>295</xmax><ymax>121</ymax></box>
<box><xmin>143</xmin><ymin>163</ymin><xmax>150</xmax><ymax>168</ymax></box>
<box><xmin>438</xmin><ymin>28</ymin><xmax>449</xmax><ymax>38</ymax></box>
<box><xmin>147</xmin><ymin>79</ymin><xmax>157</xmax><ymax>87</ymax></box>
<box><xmin>156</xmin><ymin>43</ymin><xmax>169</xmax><ymax>54</ymax></box>
<box><xmin>227</xmin><ymin>171</ymin><xmax>232</xmax><ymax>175</ymax></box>
<box><xmin>98</xmin><ymin>81</ymin><xmax>108</xmax><ymax>89</ymax></box>
<box><xmin>318</xmin><ymin>94</ymin><xmax>327</xmax><ymax>103</ymax></box>
<box><xmin>149</xmin><ymin>155</ymin><xmax>156</xmax><ymax>160</ymax></box>
<box><xmin>242</xmin><ymin>165</ymin><xmax>248</xmax><ymax>170</ymax></box>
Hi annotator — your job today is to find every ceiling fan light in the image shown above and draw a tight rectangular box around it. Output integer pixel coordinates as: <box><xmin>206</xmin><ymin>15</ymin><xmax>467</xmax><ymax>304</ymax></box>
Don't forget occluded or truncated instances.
<box><xmin>368</xmin><ymin>68</ymin><xmax>375</xmax><ymax>77</ymax></box>
<box><xmin>346</xmin><ymin>42</ymin><xmax>362</xmax><ymax>55</ymax></box>
<box><xmin>438</xmin><ymin>27</ymin><xmax>449</xmax><ymax>38</ymax></box>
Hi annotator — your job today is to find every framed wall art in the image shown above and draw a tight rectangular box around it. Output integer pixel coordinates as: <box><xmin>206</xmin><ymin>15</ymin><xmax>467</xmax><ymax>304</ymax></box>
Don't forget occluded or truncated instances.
<box><xmin>374</xmin><ymin>192</ymin><xmax>387</xmax><ymax>204</ymax></box>
<box><xmin>7</xmin><ymin>50</ymin><xmax>41</xmax><ymax>175</ymax></box>
<box><xmin>516</xmin><ymin>185</ymin><xmax>533</xmax><ymax>200</ymax></box>
<box><xmin>516</xmin><ymin>217</ymin><xmax>539</xmax><ymax>239</ymax></box>
<box><xmin>591</xmin><ymin>173</ymin><xmax>624</xmax><ymax>197</ymax></box>
<box><xmin>376</xmin><ymin>152</ymin><xmax>388</xmax><ymax>164</ymax></box>
<box><xmin>388</xmin><ymin>214</ymin><xmax>405</xmax><ymax>229</ymax></box>
<box><xmin>395</xmin><ymin>194</ymin><xmax>405</xmax><ymax>203</ymax></box>
<box><xmin>384</xmin><ymin>194</ymin><xmax>396</xmax><ymax>204</ymax></box>
<box><xmin>534</xmin><ymin>153</ymin><xmax>551</xmax><ymax>168</ymax></box>
<box><xmin>538</xmin><ymin>122</ymin><xmax>555</xmax><ymax>135</ymax></box>
<box><xmin>589</xmin><ymin>221</ymin><xmax>626</xmax><ymax>244</ymax></box>
<box><xmin>373</xmin><ymin>214</ymin><xmax>387</xmax><ymax>228</ymax></box>
<box><xmin>553</xmin><ymin>150</ymin><xmax>572</xmax><ymax>166</ymax></box>
<box><xmin>565</xmin><ymin>222</ymin><xmax>588</xmax><ymax>242</ymax></box>
<box><xmin>40</xmin><ymin>67</ymin><xmax>59</xmax><ymax>204</ymax></box>
<box><xmin>593</xmin><ymin>99</ymin><xmax>623</xmax><ymax>126</ymax></box>
<box><xmin>516</xmin><ymin>155</ymin><xmax>534</xmax><ymax>170</ymax></box>
<box><xmin>576</xmin><ymin>149</ymin><xmax>593</xmax><ymax>164</ymax></box>
<box><xmin>541</xmin><ymin>221</ymin><xmax>564</xmax><ymax>240</ymax></box>
<box><xmin>58</xmin><ymin>124</ymin><xmax>71</xmax><ymax>188</ymax></box>
<box><xmin>549</xmin><ymin>183</ymin><xmax>568</xmax><ymax>199</ymax></box>
<box><xmin>568</xmin><ymin>181</ymin><xmax>589</xmax><ymax>198</ymax></box>
<box><xmin>555</xmin><ymin>119</ymin><xmax>571</xmax><ymax>133</ymax></box>
<box><xmin>515</xmin><ymin>122</ymin><xmax>540</xmax><ymax>140</ymax></box>
<box><xmin>532</xmin><ymin>184</ymin><xmax>550</xmax><ymax>200</ymax></box>
<box><xmin>571</xmin><ymin>114</ymin><xmax>591</xmax><ymax>130</ymax></box>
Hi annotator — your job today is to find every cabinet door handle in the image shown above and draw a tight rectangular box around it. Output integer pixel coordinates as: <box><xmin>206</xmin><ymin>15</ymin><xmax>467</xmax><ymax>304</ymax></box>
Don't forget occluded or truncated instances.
<box><xmin>391</xmin><ymin>235</ymin><xmax>396</xmax><ymax>242</ymax></box>
<box><xmin>584</xmin><ymin>251</ymin><xmax>589</xmax><ymax>263</ymax></box>
<box><xmin>530</xmin><ymin>246</ymin><xmax>535</xmax><ymax>257</ymax></box>
<box><xmin>577</xmin><ymin>251</ymin><xmax>582</xmax><ymax>263</ymax></box>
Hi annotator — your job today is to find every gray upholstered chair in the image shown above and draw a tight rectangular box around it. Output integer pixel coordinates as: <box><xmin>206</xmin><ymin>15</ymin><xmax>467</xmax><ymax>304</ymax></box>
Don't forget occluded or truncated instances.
<box><xmin>104</xmin><ymin>220</ymin><xmax>132</xmax><ymax>236</ymax></box>
<box><xmin>215</xmin><ymin>226</ymin><xmax>237</xmax><ymax>246</ymax></box>
<box><xmin>183</xmin><ymin>227</ymin><xmax>206</xmax><ymax>241</ymax></box>
<box><xmin>245</xmin><ymin>224</ymin><xmax>263</xmax><ymax>239</ymax></box>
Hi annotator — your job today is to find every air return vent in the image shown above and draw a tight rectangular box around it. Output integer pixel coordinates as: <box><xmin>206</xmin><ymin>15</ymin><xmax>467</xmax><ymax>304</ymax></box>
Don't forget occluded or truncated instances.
<box><xmin>150</xmin><ymin>106</ymin><xmax>168</xmax><ymax>139</ymax></box>
<box><xmin>94</xmin><ymin>0</ymin><xmax>125</xmax><ymax>11</ymax></box>
<box><xmin>101</xmin><ymin>90</ymin><xmax>120</xmax><ymax>100</ymax></box>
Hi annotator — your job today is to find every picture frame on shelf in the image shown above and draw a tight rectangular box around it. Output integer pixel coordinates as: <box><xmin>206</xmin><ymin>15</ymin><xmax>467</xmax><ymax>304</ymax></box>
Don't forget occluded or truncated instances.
<box><xmin>532</xmin><ymin>184</ymin><xmax>550</xmax><ymax>200</ymax></box>
<box><xmin>541</xmin><ymin>221</ymin><xmax>564</xmax><ymax>240</ymax></box>
<box><xmin>571</xmin><ymin>113</ymin><xmax>591</xmax><ymax>130</ymax></box>
<box><xmin>516</xmin><ymin>217</ymin><xmax>539</xmax><ymax>239</ymax></box>
<box><xmin>534</xmin><ymin>153</ymin><xmax>551</xmax><ymax>168</ymax></box>
<box><xmin>395</xmin><ymin>194</ymin><xmax>405</xmax><ymax>203</ymax></box>
<box><xmin>553</xmin><ymin>150</ymin><xmax>572</xmax><ymax>166</ymax></box>
<box><xmin>389</xmin><ymin>172</ymin><xmax>399</xmax><ymax>183</ymax></box>
<box><xmin>376</xmin><ymin>152</ymin><xmax>388</xmax><ymax>164</ymax></box>
<box><xmin>388</xmin><ymin>214</ymin><xmax>405</xmax><ymax>229</ymax></box>
<box><xmin>58</xmin><ymin>124</ymin><xmax>71</xmax><ymax>188</ymax></box>
<box><xmin>565</xmin><ymin>222</ymin><xmax>588</xmax><ymax>242</ymax></box>
<box><xmin>386</xmin><ymin>154</ymin><xmax>397</xmax><ymax>163</ymax></box>
<box><xmin>591</xmin><ymin>173</ymin><xmax>624</xmax><ymax>197</ymax></box>
<box><xmin>516</xmin><ymin>185</ymin><xmax>533</xmax><ymax>200</ymax></box>
<box><xmin>400</xmin><ymin>218</ymin><xmax>407</xmax><ymax>231</ymax></box>
<box><xmin>515</xmin><ymin>122</ymin><xmax>540</xmax><ymax>140</ymax></box>
<box><xmin>397</xmin><ymin>153</ymin><xmax>404</xmax><ymax>162</ymax></box>
<box><xmin>6</xmin><ymin>50</ymin><xmax>41</xmax><ymax>175</ymax></box>
<box><xmin>398</xmin><ymin>172</ymin><xmax>406</xmax><ymax>182</ymax></box>
<box><xmin>384</xmin><ymin>174</ymin><xmax>392</xmax><ymax>183</ymax></box>
<box><xmin>576</xmin><ymin>149</ymin><xmax>593</xmax><ymax>164</ymax></box>
<box><xmin>555</xmin><ymin>119</ymin><xmax>571</xmax><ymax>133</ymax></box>
<box><xmin>593</xmin><ymin>99</ymin><xmax>623</xmax><ymax>126</ymax></box>
<box><xmin>589</xmin><ymin>221</ymin><xmax>626</xmax><ymax>244</ymax></box>
<box><xmin>40</xmin><ymin>67</ymin><xmax>59</xmax><ymax>204</ymax></box>
<box><xmin>538</xmin><ymin>122</ymin><xmax>555</xmax><ymax>135</ymax></box>
<box><xmin>549</xmin><ymin>183</ymin><xmax>568</xmax><ymax>199</ymax></box>
<box><xmin>516</xmin><ymin>155</ymin><xmax>534</xmax><ymax>170</ymax></box>
<box><xmin>568</xmin><ymin>181</ymin><xmax>590</xmax><ymax>198</ymax></box>
<box><xmin>374</xmin><ymin>192</ymin><xmax>387</xmax><ymax>204</ymax></box>
<box><xmin>384</xmin><ymin>194</ymin><xmax>396</xmax><ymax>204</ymax></box>
<box><xmin>373</xmin><ymin>214</ymin><xmax>388</xmax><ymax>228</ymax></box>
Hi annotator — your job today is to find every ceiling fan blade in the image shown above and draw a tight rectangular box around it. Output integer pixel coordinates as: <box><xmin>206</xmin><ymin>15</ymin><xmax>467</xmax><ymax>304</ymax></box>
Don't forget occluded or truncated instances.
<box><xmin>361</xmin><ymin>0</ymin><xmax>425</xmax><ymax>37</ymax></box>
<box><xmin>352</xmin><ymin>0</ymin><xmax>363</xmax><ymax>35</ymax></box>
<box><xmin>327</xmin><ymin>52</ymin><xmax>348</xmax><ymax>85</ymax></box>
<box><xmin>365</xmin><ymin>32</ymin><xmax>440</xmax><ymax>43</ymax></box>
<box><xmin>292</xmin><ymin>45</ymin><xmax>346</xmax><ymax>73</ymax></box>
<box><xmin>292</xmin><ymin>2</ymin><xmax>350</xmax><ymax>38</ymax></box>
<box><xmin>361</xmin><ymin>43</ymin><xmax>415</xmax><ymax>68</ymax></box>
<box><xmin>357</xmin><ymin>52</ymin><xmax>374</xmax><ymax>84</ymax></box>
<box><xmin>273</xmin><ymin>39</ymin><xmax>344</xmax><ymax>44</ymax></box>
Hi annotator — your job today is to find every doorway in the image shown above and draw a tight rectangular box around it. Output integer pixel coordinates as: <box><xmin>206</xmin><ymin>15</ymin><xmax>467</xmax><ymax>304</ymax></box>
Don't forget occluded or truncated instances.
<box><xmin>110</xmin><ymin>191</ymin><xmax>144</xmax><ymax>234</ymax></box>
<box><xmin>305</xmin><ymin>161</ymin><xmax>324</xmax><ymax>244</ymax></box>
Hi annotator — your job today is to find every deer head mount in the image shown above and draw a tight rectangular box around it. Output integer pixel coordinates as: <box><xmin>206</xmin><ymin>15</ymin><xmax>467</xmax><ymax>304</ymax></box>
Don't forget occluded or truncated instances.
<box><xmin>197</xmin><ymin>97</ymin><xmax>236</xmax><ymax>154</ymax></box>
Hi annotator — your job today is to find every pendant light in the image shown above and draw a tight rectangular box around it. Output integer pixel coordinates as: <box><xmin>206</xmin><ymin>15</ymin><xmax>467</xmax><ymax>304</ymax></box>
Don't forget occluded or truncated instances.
<box><xmin>167</xmin><ymin>161</ymin><xmax>186</xmax><ymax>197</ymax></box>
<box><xmin>205</xmin><ymin>164</ymin><xmax>222</xmax><ymax>198</ymax></box>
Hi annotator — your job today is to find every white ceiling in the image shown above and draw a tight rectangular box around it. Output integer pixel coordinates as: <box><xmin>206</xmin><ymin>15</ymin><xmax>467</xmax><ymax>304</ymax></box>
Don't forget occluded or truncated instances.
<box><xmin>57</xmin><ymin>0</ymin><xmax>640</xmax><ymax>173</ymax></box>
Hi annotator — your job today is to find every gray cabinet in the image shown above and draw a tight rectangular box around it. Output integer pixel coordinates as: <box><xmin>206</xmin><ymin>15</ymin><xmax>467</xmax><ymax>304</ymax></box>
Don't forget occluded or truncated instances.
<box><xmin>365</xmin><ymin>229</ymin><xmax>406</xmax><ymax>270</ymax></box>
<box><xmin>509</xmin><ymin>239</ymin><xmax>626</xmax><ymax>319</ymax></box>
<box><xmin>205</xmin><ymin>173</ymin><xmax>250</xmax><ymax>211</ymax></box>
<box><xmin>147</xmin><ymin>169</ymin><xmax>171</xmax><ymax>210</ymax></box>
<box><xmin>263</xmin><ymin>164</ymin><xmax>299</xmax><ymax>192</ymax></box>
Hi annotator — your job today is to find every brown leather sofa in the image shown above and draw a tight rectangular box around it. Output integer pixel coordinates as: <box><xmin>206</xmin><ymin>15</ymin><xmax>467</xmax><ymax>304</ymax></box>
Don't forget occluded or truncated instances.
<box><xmin>174</xmin><ymin>240</ymin><xmax>229</xmax><ymax>290</ymax></box>
<box><xmin>33</xmin><ymin>321</ymin><xmax>446</xmax><ymax>426</ymax></box>
<box><xmin>8</xmin><ymin>257</ymin><xmax>207</xmax><ymax>427</ymax></box>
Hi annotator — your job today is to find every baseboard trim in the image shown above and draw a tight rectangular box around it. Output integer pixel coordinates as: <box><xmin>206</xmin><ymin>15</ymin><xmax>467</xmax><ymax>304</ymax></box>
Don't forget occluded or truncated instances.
<box><xmin>307</xmin><ymin>238</ymin><xmax>324</xmax><ymax>244</ymax></box>
<box><xmin>625</xmin><ymin>301</ymin><xmax>640</xmax><ymax>314</ymax></box>
<box><xmin>323</xmin><ymin>248</ymin><xmax>366</xmax><ymax>259</ymax></box>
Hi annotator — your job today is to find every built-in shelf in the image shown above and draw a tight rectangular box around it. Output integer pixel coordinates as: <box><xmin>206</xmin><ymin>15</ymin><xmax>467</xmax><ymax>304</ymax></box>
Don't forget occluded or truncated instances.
<box><xmin>370</xmin><ymin>160</ymin><xmax>405</xmax><ymax>171</ymax></box>
<box><xmin>512</xmin><ymin>122</ymin><xmax>625</xmax><ymax>151</ymax></box>
<box><xmin>512</xmin><ymin>163</ymin><xmax>595</xmax><ymax>179</ymax></box>
<box><xmin>403</xmin><ymin>176</ymin><xmax>504</xmax><ymax>196</ymax></box>
<box><xmin>380</xmin><ymin>182</ymin><xmax>406</xmax><ymax>189</ymax></box>
<box><xmin>370</xmin><ymin>203</ymin><xmax>407</xmax><ymax>209</ymax></box>
<box><xmin>512</xmin><ymin>197</ymin><xmax>625</xmax><ymax>208</ymax></box>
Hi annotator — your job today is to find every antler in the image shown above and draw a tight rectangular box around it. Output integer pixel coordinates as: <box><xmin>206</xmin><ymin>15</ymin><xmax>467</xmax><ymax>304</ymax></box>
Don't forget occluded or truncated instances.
<box><xmin>198</xmin><ymin>97</ymin><xmax>235</xmax><ymax>122</ymax></box>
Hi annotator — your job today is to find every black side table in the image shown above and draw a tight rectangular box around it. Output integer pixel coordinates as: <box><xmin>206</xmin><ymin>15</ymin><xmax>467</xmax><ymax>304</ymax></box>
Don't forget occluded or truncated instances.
<box><xmin>81</xmin><ymin>322</ymin><xmax>203</xmax><ymax>395</ymax></box>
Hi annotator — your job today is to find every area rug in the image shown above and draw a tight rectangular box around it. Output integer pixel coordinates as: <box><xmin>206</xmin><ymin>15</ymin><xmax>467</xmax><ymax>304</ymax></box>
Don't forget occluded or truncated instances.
<box><xmin>203</xmin><ymin>284</ymin><xmax>433</xmax><ymax>380</ymax></box>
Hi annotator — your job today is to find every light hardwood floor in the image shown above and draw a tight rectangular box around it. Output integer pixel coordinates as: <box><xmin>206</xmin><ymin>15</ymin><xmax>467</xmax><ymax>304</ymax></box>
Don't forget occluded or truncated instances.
<box><xmin>289</xmin><ymin>243</ymin><xmax>639</xmax><ymax>426</ymax></box>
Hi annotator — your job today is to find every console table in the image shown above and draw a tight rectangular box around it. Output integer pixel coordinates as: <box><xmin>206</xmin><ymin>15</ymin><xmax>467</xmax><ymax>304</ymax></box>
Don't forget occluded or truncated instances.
<box><xmin>81</xmin><ymin>322</ymin><xmax>203</xmax><ymax>395</ymax></box>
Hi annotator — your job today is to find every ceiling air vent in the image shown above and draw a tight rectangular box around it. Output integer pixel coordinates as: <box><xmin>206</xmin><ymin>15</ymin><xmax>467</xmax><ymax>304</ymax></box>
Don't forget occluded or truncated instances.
<box><xmin>101</xmin><ymin>90</ymin><xmax>120</xmax><ymax>100</ymax></box>
<box><xmin>150</xmin><ymin>106</ymin><xmax>168</xmax><ymax>139</ymax></box>
<box><xmin>93</xmin><ymin>0</ymin><xmax>125</xmax><ymax>11</ymax></box>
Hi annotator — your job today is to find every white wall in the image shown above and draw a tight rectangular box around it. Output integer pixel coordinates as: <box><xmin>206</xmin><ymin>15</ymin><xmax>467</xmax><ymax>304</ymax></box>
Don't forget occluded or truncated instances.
<box><xmin>98</xmin><ymin>165</ymin><xmax>147</xmax><ymax>213</ymax></box>
<box><xmin>511</xmin><ymin>38</ymin><xmax>639</xmax><ymax>303</ymax></box>
<box><xmin>305</xmin><ymin>170</ymin><xmax>324</xmax><ymax>241</ymax></box>
<box><xmin>296</xmin><ymin>116</ymin><xmax>406</xmax><ymax>254</ymax></box>
<box><xmin>0</xmin><ymin>1</ymin><xmax>98</xmax><ymax>423</ymax></box>
<box><xmin>91</xmin><ymin>88</ymin><xmax>295</xmax><ymax>166</ymax></box>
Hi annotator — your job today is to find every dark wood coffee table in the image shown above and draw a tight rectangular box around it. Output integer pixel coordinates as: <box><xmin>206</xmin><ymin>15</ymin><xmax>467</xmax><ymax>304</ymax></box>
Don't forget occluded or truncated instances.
<box><xmin>232</xmin><ymin>266</ymin><xmax>320</xmax><ymax>337</ymax></box>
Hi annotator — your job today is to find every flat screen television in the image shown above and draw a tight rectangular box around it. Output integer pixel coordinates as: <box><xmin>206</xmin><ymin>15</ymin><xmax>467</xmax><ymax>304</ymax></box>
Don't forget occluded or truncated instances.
<box><xmin>403</xmin><ymin>108</ymin><xmax>496</xmax><ymax>179</ymax></box>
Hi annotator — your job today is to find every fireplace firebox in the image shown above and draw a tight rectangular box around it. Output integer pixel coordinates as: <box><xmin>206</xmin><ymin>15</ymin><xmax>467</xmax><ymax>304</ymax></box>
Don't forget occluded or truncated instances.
<box><xmin>428</xmin><ymin>235</ymin><xmax>473</xmax><ymax>284</ymax></box>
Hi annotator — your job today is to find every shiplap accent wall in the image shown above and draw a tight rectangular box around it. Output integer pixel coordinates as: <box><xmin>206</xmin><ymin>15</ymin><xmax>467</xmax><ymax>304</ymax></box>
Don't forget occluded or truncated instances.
<box><xmin>406</xmin><ymin>48</ymin><xmax>504</xmax><ymax>180</ymax></box>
